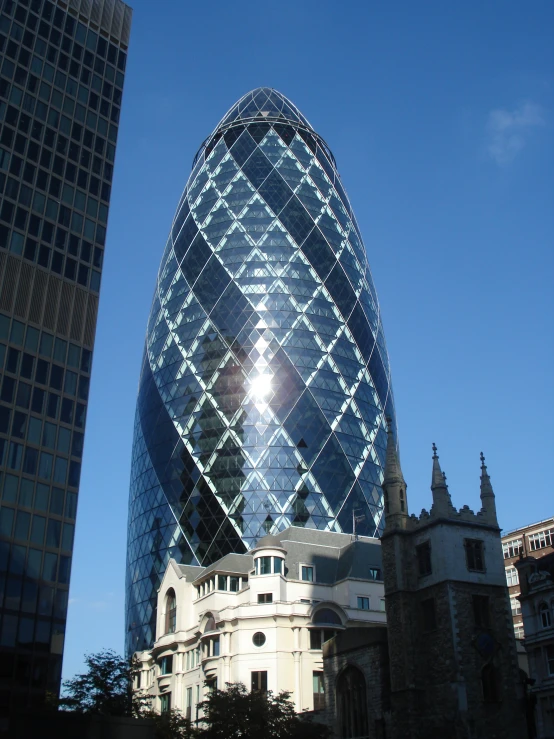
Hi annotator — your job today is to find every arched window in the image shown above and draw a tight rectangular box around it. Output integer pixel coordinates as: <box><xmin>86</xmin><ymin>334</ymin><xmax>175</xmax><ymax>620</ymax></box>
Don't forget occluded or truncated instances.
<box><xmin>540</xmin><ymin>602</ymin><xmax>552</xmax><ymax>628</ymax></box>
<box><xmin>312</xmin><ymin>608</ymin><xmax>342</xmax><ymax>626</ymax></box>
<box><xmin>165</xmin><ymin>589</ymin><xmax>176</xmax><ymax>634</ymax></box>
<box><xmin>204</xmin><ymin>614</ymin><xmax>216</xmax><ymax>633</ymax></box>
<box><xmin>337</xmin><ymin>666</ymin><xmax>368</xmax><ymax>739</ymax></box>
<box><xmin>481</xmin><ymin>663</ymin><xmax>499</xmax><ymax>702</ymax></box>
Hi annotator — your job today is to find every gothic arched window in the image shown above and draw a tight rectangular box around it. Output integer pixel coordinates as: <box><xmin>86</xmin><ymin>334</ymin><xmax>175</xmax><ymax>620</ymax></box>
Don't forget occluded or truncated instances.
<box><xmin>165</xmin><ymin>589</ymin><xmax>177</xmax><ymax>634</ymax></box>
<box><xmin>337</xmin><ymin>665</ymin><xmax>368</xmax><ymax>738</ymax></box>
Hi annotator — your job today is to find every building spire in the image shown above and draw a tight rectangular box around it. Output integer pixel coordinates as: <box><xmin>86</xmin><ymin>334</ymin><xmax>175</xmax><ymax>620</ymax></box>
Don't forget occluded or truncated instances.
<box><xmin>430</xmin><ymin>443</ymin><xmax>452</xmax><ymax>516</ymax></box>
<box><xmin>383</xmin><ymin>418</ymin><xmax>408</xmax><ymax>530</ymax></box>
<box><xmin>479</xmin><ymin>452</ymin><xmax>498</xmax><ymax>524</ymax></box>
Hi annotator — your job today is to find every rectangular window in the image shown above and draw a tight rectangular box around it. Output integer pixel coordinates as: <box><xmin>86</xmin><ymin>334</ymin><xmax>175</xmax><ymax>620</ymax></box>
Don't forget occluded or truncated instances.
<box><xmin>257</xmin><ymin>556</ymin><xmax>271</xmax><ymax>575</ymax></box>
<box><xmin>547</xmin><ymin>646</ymin><xmax>554</xmax><ymax>676</ymax></box>
<box><xmin>229</xmin><ymin>576</ymin><xmax>239</xmax><ymax>592</ymax></box>
<box><xmin>186</xmin><ymin>686</ymin><xmax>193</xmax><ymax>721</ymax></box>
<box><xmin>416</xmin><ymin>541</ymin><xmax>432</xmax><ymax>576</ymax></box>
<box><xmin>160</xmin><ymin>655</ymin><xmax>173</xmax><ymax>675</ymax></box>
<box><xmin>258</xmin><ymin>593</ymin><xmax>273</xmax><ymax>604</ymax></box>
<box><xmin>160</xmin><ymin>692</ymin><xmax>171</xmax><ymax>713</ymax></box>
<box><xmin>505</xmin><ymin>567</ymin><xmax>519</xmax><ymax>587</ymax></box>
<box><xmin>421</xmin><ymin>598</ymin><xmax>437</xmax><ymax>631</ymax></box>
<box><xmin>510</xmin><ymin>596</ymin><xmax>521</xmax><ymax>617</ymax></box>
<box><xmin>217</xmin><ymin>575</ymin><xmax>227</xmax><ymax>591</ymax></box>
<box><xmin>310</xmin><ymin>629</ymin><xmax>322</xmax><ymax>650</ymax></box>
<box><xmin>212</xmin><ymin>637</ymin><xmax>220</xmax><ymax>657</ymax></box>
<box><xmin>514</xmin><ymin>624</ymin><xmax>524</xmax><ymax>639</ymax></box>
<box><xmin>465</xmin><ymin>539</ymin><xmax>485</xmax><ymax>571</ymax></box>
<box><xmin>273</xmin><ymin>557</ymin><xmax>282</xmax><ymax>574</ymax></box>
<box><xmin>301</xmin><ymin>565</ymin><xmax>314</xmax><ymax>582</ymax></box>
<box><xmin>380</xmin><ymin>598</ymin><xmax>386</xmax><ymax>612</ymax></box>
<box><xmin>313</xmin><ymin>671</ymin><xmax>325</xmax><ymax>711</ymax></box>
<box><xmin>528</xmin><ymin>529</ymin><xmax>553</xmax><ymax>551</ymax></box>
<box><xmin>357</xmin><ymin>597</ymin><xmax>370</xmax><ymax>610</ymax></box>
<box><xmin>473</xmin><ymin>595</ymin><xmax>491</xmax><ymax>627</ymax></box>
<box><xmin>251</xmin><ymin>671</ymin><xmax>267</xmax><ymax>693</ymax></box>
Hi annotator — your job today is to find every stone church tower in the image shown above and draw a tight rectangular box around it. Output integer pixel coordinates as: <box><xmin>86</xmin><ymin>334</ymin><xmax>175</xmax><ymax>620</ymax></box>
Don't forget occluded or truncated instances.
<box><xmin>380</xmin><ymin>423</ymin><xmax>526</xmax><ymax>739</ymax></box>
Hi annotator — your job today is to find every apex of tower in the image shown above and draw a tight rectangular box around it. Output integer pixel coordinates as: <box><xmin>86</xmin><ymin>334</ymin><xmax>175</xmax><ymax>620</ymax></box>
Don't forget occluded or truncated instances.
<box><xmin>430</xmin><ymin>443</ymin><xmax>453</xmax><ymax>516</ymax></box>
<box><xmin>382</xmin><ymin>418</ymin><xmax>409</xmax><ymax>530</ymax></box>
<box><xmin>479</xmin><ymin>452</ymin><xmax>498</xmax><ymax>524</ymax></box>
<box><xmin>383</xmin><ymin>418</ymin><xmax>405</xmax><ymax>487</ymax></box>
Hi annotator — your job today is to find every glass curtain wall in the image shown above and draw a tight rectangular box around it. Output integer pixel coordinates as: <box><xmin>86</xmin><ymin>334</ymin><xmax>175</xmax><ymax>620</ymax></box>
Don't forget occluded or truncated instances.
<box><xmin>0</xmin><ymin>0</ymin><xmax>131</xmax><ymax>712</ymax></box>
<box><xmin>126</xmin><ymin>88</ymin><xmax>396</xmax><ymax>653</ymax></box>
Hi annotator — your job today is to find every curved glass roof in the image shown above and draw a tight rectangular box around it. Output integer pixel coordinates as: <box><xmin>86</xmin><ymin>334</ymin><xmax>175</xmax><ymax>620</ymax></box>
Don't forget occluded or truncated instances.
<box><xmin>217</xmin><ymin>87</ymin><xmax>313</xmax><ymax>131</ymax></box>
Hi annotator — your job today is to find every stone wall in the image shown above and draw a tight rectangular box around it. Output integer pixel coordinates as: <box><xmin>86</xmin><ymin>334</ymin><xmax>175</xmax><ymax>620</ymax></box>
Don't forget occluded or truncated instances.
<box><xmin>322</xmin><ymin>627</ymin><xmax>390</xmax><ymax>739</ymax></box>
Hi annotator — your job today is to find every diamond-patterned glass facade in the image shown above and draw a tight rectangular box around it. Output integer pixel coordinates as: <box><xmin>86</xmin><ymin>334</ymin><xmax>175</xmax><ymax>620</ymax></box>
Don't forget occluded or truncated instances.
<box><xmin>126</xmin><ymin>88</ymin><xmax>397</xmax><ymax>653</ymax></box>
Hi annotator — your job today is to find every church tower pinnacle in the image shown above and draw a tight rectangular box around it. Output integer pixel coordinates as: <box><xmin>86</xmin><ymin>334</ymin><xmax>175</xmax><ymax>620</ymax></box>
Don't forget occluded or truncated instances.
<box><xmin>479</xmin><ymin>452</ymin><xmax>498</xmax><ymax>525</ymax></box>
<box><xmin>430</xmin><ymin>443</ymin><xmax>453</xmax><ymax>516</ymax></box>
<box><xmin>383</xmin><ymin>418</ymin><xmax>408</xmax><ymax>530</ymax></box>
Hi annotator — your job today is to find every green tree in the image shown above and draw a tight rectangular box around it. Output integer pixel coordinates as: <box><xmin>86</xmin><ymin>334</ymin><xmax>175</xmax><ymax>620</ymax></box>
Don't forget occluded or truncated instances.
<box><xmin>198</xmin><ymin>683</ymin><xmax>330</xmax><ymax>739</ymax></box>
<box><xmin>59</xmin><ymin>648</ymin><xmax>137</xmax><ymax>715</ymax></box>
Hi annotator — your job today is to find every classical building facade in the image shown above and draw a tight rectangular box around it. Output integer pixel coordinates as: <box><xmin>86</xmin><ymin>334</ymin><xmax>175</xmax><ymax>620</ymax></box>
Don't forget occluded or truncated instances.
<box><xmin>516</xmin><ymin>551</ymin><xmax>554</xmax><ymax>739</ymax></box>
<box><xmin>503</xmin><ymin>518</ymin><xmax>554</xmax><ymax>639</ymax></box>
<box><xmin>126</xmin><ymin>87</ymin><xmax>398</xmax><ymax>654</ymax></box>
<box><xmin>133</xmin><ymin>527</ymin><xmax>385</xmax><ymax>720</ymax></box>
<box><xmin>322</xmin><ymin>429</ymin><xmax>527</xmax><ymax>739</ymax></box>
<box><xmin>0</xmin><ymin>0</ymin><xmax>131</xmax><ymax>712</ymax></box>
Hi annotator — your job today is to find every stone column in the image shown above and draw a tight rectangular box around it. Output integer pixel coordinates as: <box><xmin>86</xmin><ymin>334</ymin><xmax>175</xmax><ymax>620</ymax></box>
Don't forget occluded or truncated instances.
<box><xmin>293</xmin><ymin>627</ymin><xmax>302</xmax><ymax>711</ymax></box>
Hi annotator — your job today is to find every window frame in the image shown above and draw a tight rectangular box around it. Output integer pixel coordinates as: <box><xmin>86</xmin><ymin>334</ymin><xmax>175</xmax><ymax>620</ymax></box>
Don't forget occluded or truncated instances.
<box><xmin>313</xmin><ymin>670</ymin><xmax>325</xmax><ymax>711</ymax></box>
<box><xmin>539</xmin><ymin>602</ymin><xmax>552</xmax><ymax>628</ymax></box>
<box><xmin>251</xmin><ymin>670</ymin><xmax>268</xmax><ymax>693</ymax></box>
<box><xmin>528</xmin><ymin>529</ymin><xmax>553</xmax><ymax>551</ymax></box>
<box><xmin>505</xmin><ymin>566</ymin><xmax>519</xmax><ymax>587</ymax></box>
<box><xmin>473</xmin><ymin>594</ymin><xmax>491</xmax><ymax>628</ymax></box>
<box><xmin>165</xmin><ymin>589</ymin><xmax>177</xmax><ymax>635</ymax></box>
<box><xmin>357</xmin><ymin>596</ymin><xmax>370</xmax><ymax>611</ymax></box>
<box><xmin>416</xmin><ymin>541</ymin><xmax>432</xmax><ymax>577</ymax></box>
<box><xmin>301</xmin><ymin>564</ymin><xmax>314</xmax><ymax>582</ymax></box>
<box><xmin>465</xmin><ymin>538</ymin><xmax>485</xmax><ymax>572</ymax></box>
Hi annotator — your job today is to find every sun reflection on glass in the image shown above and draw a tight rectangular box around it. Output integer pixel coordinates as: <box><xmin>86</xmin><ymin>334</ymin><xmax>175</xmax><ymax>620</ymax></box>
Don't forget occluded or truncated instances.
<box><xmin>250</xmin><ymin>373</ymin><xmax>272</xmax><ymax>400</ymax></box>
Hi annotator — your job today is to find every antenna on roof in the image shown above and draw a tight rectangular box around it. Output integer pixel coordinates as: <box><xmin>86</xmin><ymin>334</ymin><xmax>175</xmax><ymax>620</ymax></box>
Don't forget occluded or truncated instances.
<box><xmin>352</xmin><ymin>509</ymin><xmax>366</xmax><ymax>541</ymax></box>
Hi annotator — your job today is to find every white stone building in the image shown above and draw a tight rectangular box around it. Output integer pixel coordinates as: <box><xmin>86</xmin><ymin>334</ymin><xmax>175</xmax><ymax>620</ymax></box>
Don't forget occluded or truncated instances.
<box><xmin>133</xmin><ymin>527</ymin><xmax>385</xmax><ymax>720</ymax></box>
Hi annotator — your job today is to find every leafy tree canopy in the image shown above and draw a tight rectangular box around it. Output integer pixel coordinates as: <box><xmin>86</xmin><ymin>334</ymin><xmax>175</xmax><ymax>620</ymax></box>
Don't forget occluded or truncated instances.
<box><xmin>61</xmin><ymin>653</ymin><xmax>329</xmax><ymax>739</ymax></box>
<box><xmin>59</xmin><ymin>648</ymin><xmax>136</xmax><ymax>716</ymax></box>
<box><xmin>199</xmin><ymin>683</ymin><xmax>331</xmax><ymax>739</ymax></box>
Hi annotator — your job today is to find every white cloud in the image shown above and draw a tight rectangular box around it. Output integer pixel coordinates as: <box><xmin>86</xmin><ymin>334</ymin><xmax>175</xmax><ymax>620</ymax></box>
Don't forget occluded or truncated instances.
<box><xmin>486</xmin><ymin>102</ymin><xmax>545</xmax><ymax>164</ymax></box>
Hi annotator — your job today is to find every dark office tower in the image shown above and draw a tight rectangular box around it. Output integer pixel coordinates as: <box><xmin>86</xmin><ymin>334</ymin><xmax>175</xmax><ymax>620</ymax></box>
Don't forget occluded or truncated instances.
<box><xmin>126</xmin><ymin>88</ymin><xmax>397</xmax><ymax>653</ymax></box>
<box><xmin>0</xmin><ymin>0</ymin><xmax>131</xmax><ymax>713</ymax></box>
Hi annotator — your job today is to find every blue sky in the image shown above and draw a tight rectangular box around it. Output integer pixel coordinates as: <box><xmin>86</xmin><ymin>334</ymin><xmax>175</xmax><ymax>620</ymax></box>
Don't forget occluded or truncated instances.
<box><xmin>62</xmin><ymin>0</ymin><xmax>553</xmax><ymax>681</ymax></box>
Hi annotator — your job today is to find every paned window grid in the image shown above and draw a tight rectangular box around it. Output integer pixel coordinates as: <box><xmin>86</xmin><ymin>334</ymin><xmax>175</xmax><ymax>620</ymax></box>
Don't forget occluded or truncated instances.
<box><xmin>528</xmin><ymin>529</ymin><xmax>553</xmax><ymax>551</ymax></box>
<box><xmin>505</xmin><ymin>567</ymin><xmax>519</xmax><ymax>587</ymax></box>
<box><xmin>510</xmin><ymin>596</ymin><xmax>521</xmax><ymax>616</ymax></box>
<box><xmin>0</xmin><ymin>0</ymin><xmax>128</xmax><ymax>290</ymax></box>
<box><xmin>502</xmin><ymin>538</ymin><xmax>523</xmax><ymax>559</ymax></box>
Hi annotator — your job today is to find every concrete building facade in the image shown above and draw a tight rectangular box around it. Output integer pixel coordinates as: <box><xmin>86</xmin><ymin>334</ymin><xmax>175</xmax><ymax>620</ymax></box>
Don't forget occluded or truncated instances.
<box><xmin>134</xmin><ymin>527</ymin><xmax>385</xmax><ymax>721</ymax></box>
<box><xmin>502</xmin><ymin>518</ymin><xmax>554</xmax><ymax>640</ymax></box>
<box><xmin>517</xmin><ymin>551</ymin><xmax>554</xmax><ymax>739</ymax></box>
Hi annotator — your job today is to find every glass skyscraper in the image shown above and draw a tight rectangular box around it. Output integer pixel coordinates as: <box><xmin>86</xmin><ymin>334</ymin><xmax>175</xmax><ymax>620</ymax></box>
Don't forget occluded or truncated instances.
<box><xmin>0</xmin><ymin>0</ymin><xmax>131</xmax><ymax>713</ymax></box>
<box><xmin>126</xmin><ymin>88</ymin><xmax>396</xmax><ymax>653</ymax></box>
